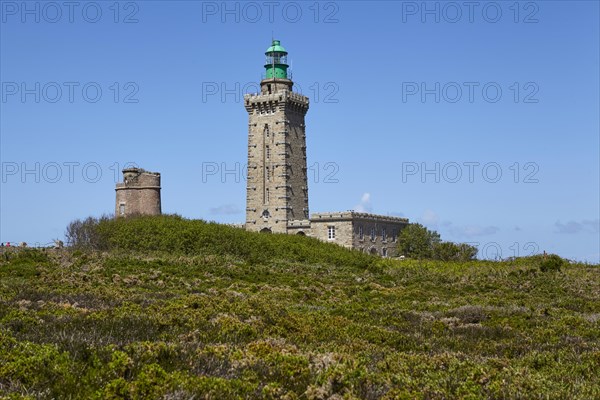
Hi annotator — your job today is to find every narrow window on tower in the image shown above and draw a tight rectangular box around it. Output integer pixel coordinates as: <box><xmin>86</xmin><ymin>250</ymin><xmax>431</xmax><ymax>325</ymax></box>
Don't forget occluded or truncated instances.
<box><xmin>266</xmin><ymin>188</ymin><xmax>270</xmax><ymax>204</ymax></box>
<box><xmin>119</xmin><ymin>203</ymin><xmax>125</xmax><ymax>216</ymax></box>
<box><xmin>370</xmin><ymin>227</ymin><xmax>376</xmax><ymax>241</ymax></box>
<box><xmin>268</xmin><ymin>84</ymin><xmax>272</xmax><ymax>94</ymax></box>
<box><xmin>266</xmin><ymin>146</ymin><xmax>270</xmax><ymax>160</ymax></box>
<box><xmin>264</xmin><ymin>124</ymin><xmax>269</xmax><ymax>138</ymax></box>
<box><xmin>266</xmin><ymin>166</ymin><xmax>270</xmax><ymax>181</ymax></box>
<box><xmin>358</xmin><ymin>225</ymin><xmax>364</xmax><ymax>240</ymax></box>
<box><xmin>382</xmin><ymin>228</ymin><xmax>387</xmax><ymax>242</ymax></box>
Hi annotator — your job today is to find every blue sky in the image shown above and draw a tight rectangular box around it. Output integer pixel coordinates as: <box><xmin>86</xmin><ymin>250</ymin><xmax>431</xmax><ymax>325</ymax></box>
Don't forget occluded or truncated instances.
<box><xmin>1</xmin><ymin>1</ymin><xmax>598</xmax><ymax>262</ymax></box>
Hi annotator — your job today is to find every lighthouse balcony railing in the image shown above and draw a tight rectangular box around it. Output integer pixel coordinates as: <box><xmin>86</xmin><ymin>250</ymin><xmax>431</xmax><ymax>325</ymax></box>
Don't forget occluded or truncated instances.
<box><xmin>260</xmin><ymin>70</ymin><xmax>293</xmax><ymax>80</ymax></box>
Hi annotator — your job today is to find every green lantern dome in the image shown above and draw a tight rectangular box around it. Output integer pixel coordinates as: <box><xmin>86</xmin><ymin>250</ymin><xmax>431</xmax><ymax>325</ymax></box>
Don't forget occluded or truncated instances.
<box><xmin>265</xmin><ymin>40</ymin><xmax>287</xmax><ymax>54</ymax></box>
<box><xmin>264</xmin><ymin>40</ymin><xmax>289</xmax><ymax>80</ymax></box>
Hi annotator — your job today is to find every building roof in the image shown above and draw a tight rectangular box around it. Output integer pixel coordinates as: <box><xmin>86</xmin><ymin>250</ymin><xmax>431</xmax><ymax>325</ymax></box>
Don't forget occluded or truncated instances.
<box><xmin>265</xmin><ymin>40</ymin><xmax>287</xmax><ymax>54</ymax></box>
<box><xmin>122</xmin><ymin>167</ymin><xmax>160</xmax><ymax>176</ymax></box>
<box><xmin>310</xmin><ymin>211</ymin><xmax>409</xmax><ymax>224</ymax></box>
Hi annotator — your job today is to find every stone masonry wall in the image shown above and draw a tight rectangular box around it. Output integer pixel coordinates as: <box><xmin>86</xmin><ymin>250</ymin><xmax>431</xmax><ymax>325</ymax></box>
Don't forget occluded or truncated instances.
<box><xmin>244</xmin><ymin>79</ymin><xmax>309</xmax><ymax>233</ymax></box>
<box><xmin>115</xmin><ymin>168</ymin><xmax>161</xmax><ymax>217</ymax></box>
<box><xmin>310</xmin><ymin>212</ymin><xmax>409</xmax><ymax>257</ymax></box>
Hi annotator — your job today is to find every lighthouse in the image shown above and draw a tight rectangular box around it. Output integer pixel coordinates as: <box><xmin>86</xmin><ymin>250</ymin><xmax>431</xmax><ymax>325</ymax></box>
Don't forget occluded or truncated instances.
<box><xmin>244</xmin><ymin>40</ymin><xmax>310</xmax><ymax>234</ymax></box>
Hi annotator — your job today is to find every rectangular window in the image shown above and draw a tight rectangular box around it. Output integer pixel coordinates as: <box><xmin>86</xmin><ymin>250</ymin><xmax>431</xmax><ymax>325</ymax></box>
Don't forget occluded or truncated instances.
<box><xmin>382</xmin><ymin>228</ymin><xmax>387</xmax><ymax>241</ymax></box>
<box><xmin>266</xmin><ymin>146</ymin><xmax>270</xmax><ymax>160</ymax></box>
<box><xmin>382</xmin><ymin>248</ymin><xmax>387</xmax><ymax>257</ymax></box>
<box><xmin>392</xmin><ymin>229</ymin><xmax>397</xmax><ymax>242</ymax></box>
<box><xmin>328</xmin><ymin>225</ymin><xmax>336</xmax><ymax>240</ymax></box>
<box><xmin>358</xmin><ymin>225</ymin><xmax>364</xmax><ymax>240</ymax></box>
<box><xmin>119</xmin><ymin>204</ymin><xmax>125</xmax><ymax>215</ymax></box>
<box><xmin>370</xmin><ymin>227</ymin><xmax>376</xmax><ymax>241</ymax></box>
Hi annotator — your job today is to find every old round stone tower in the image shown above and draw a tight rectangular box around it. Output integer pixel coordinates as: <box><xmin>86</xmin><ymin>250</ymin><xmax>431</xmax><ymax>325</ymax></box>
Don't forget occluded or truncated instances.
<box><xmin>115</xmin><ymin>168</ymin><xmax>162</xmax><ymax>217</ymax></box>
<box><xmin>244</xmin><ymin>40</ymin><xmax>310</xmax><ymax>233</ymax></box>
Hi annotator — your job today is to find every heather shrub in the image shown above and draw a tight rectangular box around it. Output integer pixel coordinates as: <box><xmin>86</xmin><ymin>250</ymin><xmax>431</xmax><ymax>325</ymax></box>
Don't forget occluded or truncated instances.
<box><xmin>65</xmin><ymin>214</ymin><xmax>376</xmax><ymax>269</ymax></box>
<box><xmin>539</xmin><ymin>254</ymin><xmax>568</xmax><ymax>272</ymax></box>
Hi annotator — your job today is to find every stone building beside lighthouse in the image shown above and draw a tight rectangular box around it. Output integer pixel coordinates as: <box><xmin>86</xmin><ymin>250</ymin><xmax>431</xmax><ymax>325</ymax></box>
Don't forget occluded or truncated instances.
<box><xmin>244</xmin><ymin>40</ymin><xmax>409</xmax><ymax>256</ymax></box>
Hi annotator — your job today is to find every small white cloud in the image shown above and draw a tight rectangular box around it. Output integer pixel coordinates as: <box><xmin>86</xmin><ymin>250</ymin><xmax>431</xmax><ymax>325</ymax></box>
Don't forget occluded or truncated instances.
<box><xmin>555</xmin><ymin>221</ymin><xmax>582</xmax><ymax>234</ymax></box>
<box><xmin>420</xmin><ymin>209</ymin><xmax>440</xmax><ymax>226</ymax></box>
<box><xmin>354</xmin><ymin>192</ymin><xmax>373</xmax><ymax>213</ymax></box>
<box><xmin>584</xmin><ymin>252</ymin><xmax>600</xmax><ymax>264</ymax></box>
<box><xmin>209</xmin><ymin>204</ymin><xmax>242</xmax><ymax>215</ymax></box>
<box><xmin>446</xmin><ymin>223</ymin><xmax>500</xmax><ymax>238</ymax></box>
<box><xmin>388</xmin><ymin>211</ymin><xmax>405</xmax><ymax>217</ymax></box>
<box><xmin>459</xmin><ymin>225</ymin><xmax>499</xmax><ymax>237</ymax></box>
<box><xmin>582</xmin><ymin>220</ymin><xmax>600</xmax><ymax>233</ymax></box>
<box><xmin>555</xmin><ymin>219</ymin><xmax>599</xmax><ymax>234</ymax></box>
<box><xmin>416</xmin><ymin>210</ymin><xmax>499</xmax><ymax>238</ymax></box>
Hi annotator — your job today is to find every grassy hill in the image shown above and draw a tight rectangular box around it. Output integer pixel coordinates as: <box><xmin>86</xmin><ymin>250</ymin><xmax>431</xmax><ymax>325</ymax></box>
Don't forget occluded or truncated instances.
<box><xmin>1</xmin><ymin>216</ymin><xmax>599</xmax><ymax>399</ymax></box>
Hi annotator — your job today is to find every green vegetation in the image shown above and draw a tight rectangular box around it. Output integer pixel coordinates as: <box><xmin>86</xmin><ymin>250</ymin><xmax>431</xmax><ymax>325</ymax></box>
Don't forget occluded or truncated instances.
<box><xmin>65</xmin><ymin>215</ymin><xmax>374</xmax><ymax>268</ymax></box>
<box><xmin>397</xmin><ymin>223</ymin><xmax>478</xmax><ymax>261</ymax></box>
<box><xmin>1</xmin><ymin>215</ymin><xmax>599</xmax><ymax>399</ymax></box>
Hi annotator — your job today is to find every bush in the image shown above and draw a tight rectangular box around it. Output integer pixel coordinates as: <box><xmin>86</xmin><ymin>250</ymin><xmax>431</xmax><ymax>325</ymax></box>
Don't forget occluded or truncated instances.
<box><xmin>63</xmin><ymin>214</ymin><xmax>376</xmax><ymax>269</ymax></box>
<box><xmin>1</xmin><ymin>230</ymin><xmax>598</xmax><ymax>399</ymax></box>
<box><xmin>397</xmin><ymin>223</ymin><xmax>441</xmax><ymax>259</ymax></box>
<box><xmin>397</xmin><ymin>224</ymin><xmax>476</xmax><ymax>261</ymax></box>
<box><xmin>539</xmin><ymin>254</ymin><xmax>567</xmax><ymax>272</ymax></box>
<box><xmin>433</xmin><ymin>242</ymin><xmax>478</xmax><ymax>262</ymax></box>
<box><xmin>65</xmin><ymin>215</ymin><xmax>111</xmax><ymax>249</ymax></box>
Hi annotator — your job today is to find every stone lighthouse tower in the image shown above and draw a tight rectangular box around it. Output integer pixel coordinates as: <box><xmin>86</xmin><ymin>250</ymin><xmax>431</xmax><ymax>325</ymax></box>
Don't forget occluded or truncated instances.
<box><xmin>244</xmin><ymin>40</ymin><xmax>310</xmax><ymax>234</ymax></box>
